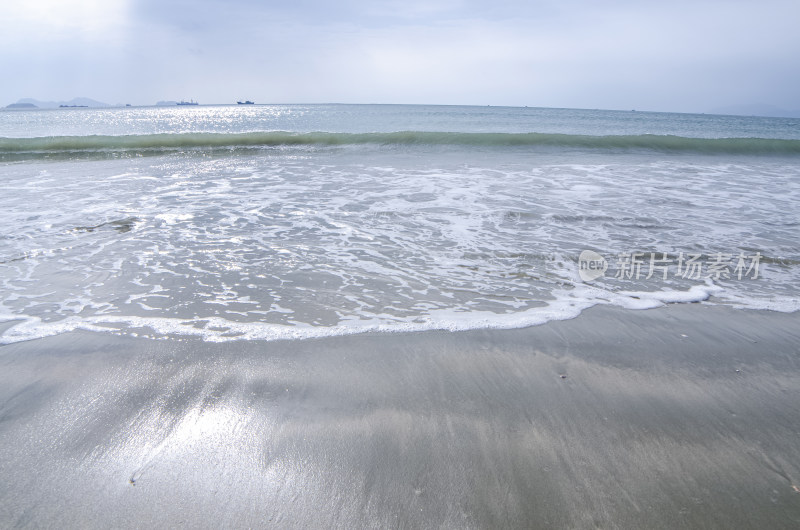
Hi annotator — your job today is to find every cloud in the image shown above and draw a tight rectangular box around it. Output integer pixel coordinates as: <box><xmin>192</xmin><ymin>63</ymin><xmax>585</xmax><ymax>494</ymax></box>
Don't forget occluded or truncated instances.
<box><xmin>1</xmin><ymin>0</ymin><xmax>799</xmax><ymax>112</ymax></box>
<box><xmin>3</xmin><ymin>0</ymin><xmax>131</xmax><ymax>44</ymax></box>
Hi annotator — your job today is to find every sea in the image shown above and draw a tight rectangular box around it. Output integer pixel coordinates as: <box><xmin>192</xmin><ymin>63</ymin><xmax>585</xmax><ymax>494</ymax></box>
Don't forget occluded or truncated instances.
<box><xmin>1</xmin><ymin>104</ymin><xmax>799</xmax><ymax>343</ymax></box>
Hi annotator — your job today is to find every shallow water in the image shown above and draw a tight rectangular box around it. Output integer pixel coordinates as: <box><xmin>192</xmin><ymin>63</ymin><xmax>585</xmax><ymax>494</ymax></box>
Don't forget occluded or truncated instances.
<box><xmin>1</xmin><ymin>104</ymin><xmax>799</xmax><ymax>343</ymax></box>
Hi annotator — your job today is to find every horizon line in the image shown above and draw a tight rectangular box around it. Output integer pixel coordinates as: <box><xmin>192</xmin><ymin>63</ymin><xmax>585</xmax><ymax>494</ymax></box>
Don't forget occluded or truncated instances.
<box><xmin>5</xmin><ymin>100</ymin><xmax>800</xmax><ymax>120</ymax></box>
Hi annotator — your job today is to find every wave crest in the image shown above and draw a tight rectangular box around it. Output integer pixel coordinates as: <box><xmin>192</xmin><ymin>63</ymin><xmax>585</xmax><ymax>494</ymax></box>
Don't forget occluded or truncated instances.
<box><xmin>2</xmin><ymin>131</ymin><xmax>800</xmax><ymax>158</ymax></box>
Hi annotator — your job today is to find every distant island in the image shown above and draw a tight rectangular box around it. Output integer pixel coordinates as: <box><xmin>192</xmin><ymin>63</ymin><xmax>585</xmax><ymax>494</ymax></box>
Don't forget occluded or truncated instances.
<box><xmin>5</xmin><ymin>99</ymin><xmax>798</xmax><ymax>118</ymax></box>
<box><xmin>6</xmin><ymin>97</ymin><xmax>109</xmax><ymax>109</ymax></box>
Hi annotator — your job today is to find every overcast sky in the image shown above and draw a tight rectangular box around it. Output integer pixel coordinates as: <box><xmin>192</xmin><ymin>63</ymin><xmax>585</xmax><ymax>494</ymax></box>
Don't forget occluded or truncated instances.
<box><xmin>2</xmin><ymin>0</ymin><xmax>799</xmax><ymax>113</ymax></box>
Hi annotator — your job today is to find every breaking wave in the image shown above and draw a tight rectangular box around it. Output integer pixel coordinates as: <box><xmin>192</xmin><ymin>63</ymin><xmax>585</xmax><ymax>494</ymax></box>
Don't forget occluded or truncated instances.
<box><xmin>3</xmin><ymin>131</ymin><xmax>800</xmax><ymax>158</ymax></box>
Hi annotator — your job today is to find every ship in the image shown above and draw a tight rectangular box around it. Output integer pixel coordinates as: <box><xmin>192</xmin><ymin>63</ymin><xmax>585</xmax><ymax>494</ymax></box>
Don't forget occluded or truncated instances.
<box><xmin>237</xmin><ymin>100</ymin><xmax>255</xmax><ymax>105</ymax></box>
<box><xmin>177</xmin><ymin>100</ymin><xmax>199</xmax><ymax>106</ymax></box>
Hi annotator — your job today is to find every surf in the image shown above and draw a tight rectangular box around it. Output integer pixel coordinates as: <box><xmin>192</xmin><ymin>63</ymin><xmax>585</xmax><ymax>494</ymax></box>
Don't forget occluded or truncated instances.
<box><xmin>3</xmin><ymin>131</ymin><xmax>800</xmax><ymax>158</ymax></box>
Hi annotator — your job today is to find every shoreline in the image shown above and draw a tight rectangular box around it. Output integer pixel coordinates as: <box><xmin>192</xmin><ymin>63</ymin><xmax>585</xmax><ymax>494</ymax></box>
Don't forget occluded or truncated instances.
<box><xmin>2</xmin><ymin>292</ymin><xmax>798</xmax><ymax>346</ymax></box>
<box><xmin>1</xmin><ymin>303</ymin><xmax>799</xmax><ymax>528</ymax></box>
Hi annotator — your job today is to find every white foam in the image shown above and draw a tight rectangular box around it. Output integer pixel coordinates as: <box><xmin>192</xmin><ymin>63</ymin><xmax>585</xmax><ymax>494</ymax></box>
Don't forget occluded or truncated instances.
<box><xmin>711</xmin><ymin>291</ymin><xmax>800</xmax><ymax>313</ymax></box>
<box><xmin>0</xmin><ymin>282</ymin><xmax>772</xmax><ymax>346</ymax></box>
<box><xmin>616</xmin><ymin>281</ymin><xmax>723</xmax><ymax>307</ymax></box>
<box><xmin>2</xmin><ymin>142</ymin><xmax>799</xmax><ymax>347</ymax></box>
<box><xmin>155</xmin><ymin>213</ymin><xmax>194</xmax><ymax>225</ymax></box>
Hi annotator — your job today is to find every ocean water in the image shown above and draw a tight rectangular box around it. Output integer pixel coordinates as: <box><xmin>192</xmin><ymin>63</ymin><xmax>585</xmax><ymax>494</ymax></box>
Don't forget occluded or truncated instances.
<box><xmin>1</xmin><ymin>104</ymin><xmax>799</xmax><ymax>343</ymax></box>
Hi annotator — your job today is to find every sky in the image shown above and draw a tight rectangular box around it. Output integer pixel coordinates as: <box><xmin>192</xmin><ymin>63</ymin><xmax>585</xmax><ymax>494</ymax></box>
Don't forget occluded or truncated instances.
<box><xmin>2</xmin><ymin>0</ymin><xmax>799</xmax><ymax>113</ymax></box>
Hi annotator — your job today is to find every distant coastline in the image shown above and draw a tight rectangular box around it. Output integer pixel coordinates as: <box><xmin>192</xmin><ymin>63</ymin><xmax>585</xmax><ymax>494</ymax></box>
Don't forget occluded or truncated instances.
<box><xmin>5</xmin><ymin>97</ymin><xmax>109</xmax><ymax>109</ymax></box>
<box><xmin>4</xmin><ymin>98</ymin><xmax>800</xmax><ymax>119</ymax></box>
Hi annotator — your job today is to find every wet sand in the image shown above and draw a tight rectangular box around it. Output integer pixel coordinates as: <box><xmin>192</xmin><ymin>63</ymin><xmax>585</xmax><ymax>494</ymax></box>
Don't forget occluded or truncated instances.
<box><xmin>1</xmin><ymin>304</ymin><xmax>799</xmax><ymax>528</ymax></box>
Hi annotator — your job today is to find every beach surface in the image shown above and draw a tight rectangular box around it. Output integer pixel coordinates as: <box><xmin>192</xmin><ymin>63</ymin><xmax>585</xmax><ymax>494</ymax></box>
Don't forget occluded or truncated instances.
<box><xmin>1</xmin><ymin>304</ymin><xmax>799</xmax><ymax>528</ymax></box>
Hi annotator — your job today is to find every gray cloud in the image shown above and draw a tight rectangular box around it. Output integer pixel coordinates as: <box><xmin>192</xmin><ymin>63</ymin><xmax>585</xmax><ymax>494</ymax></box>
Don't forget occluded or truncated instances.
<box><xmin>2</xmin><ymin>0</ymin><xmax>799</xmax><ymax>113</ymax></box>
